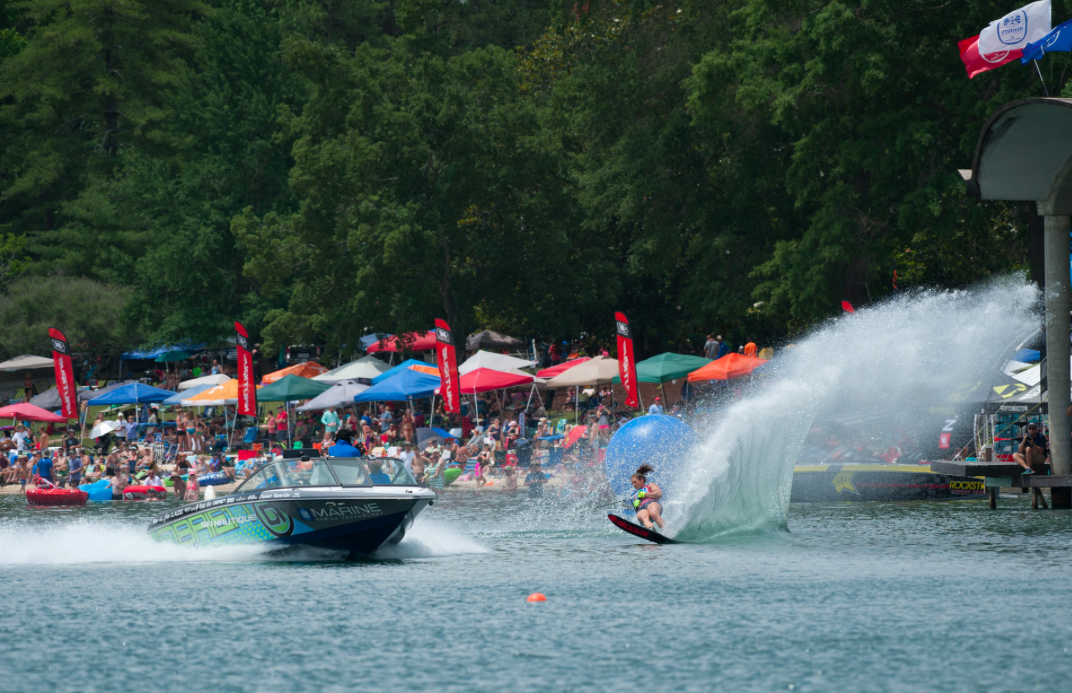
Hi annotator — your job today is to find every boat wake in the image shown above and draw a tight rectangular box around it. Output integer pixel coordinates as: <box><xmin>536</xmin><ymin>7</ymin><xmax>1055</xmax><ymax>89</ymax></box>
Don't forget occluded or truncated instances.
<box><xmin>665</xmin><ymin>278</ymin><xmax>1041</xmax><ymax>542</ymax></box>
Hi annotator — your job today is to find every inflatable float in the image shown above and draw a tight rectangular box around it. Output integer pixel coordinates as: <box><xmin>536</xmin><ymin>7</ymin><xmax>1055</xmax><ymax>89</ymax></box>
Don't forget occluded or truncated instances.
<box><xmin>26</xmin><ymin>486</ymin><xmax>88</xmax><ymax>507</ymax></box>
<box><xmin>122</xmin><ymin>485</ymin><xmax>169</xmax><ymax>500</ymax></box>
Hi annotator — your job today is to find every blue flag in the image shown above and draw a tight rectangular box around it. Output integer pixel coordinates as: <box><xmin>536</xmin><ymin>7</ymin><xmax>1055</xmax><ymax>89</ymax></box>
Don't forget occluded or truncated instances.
<box><xmin>1022</xmin><ymin>18</ymin><xmax>1072</xmax><ymax>63</ymax></box>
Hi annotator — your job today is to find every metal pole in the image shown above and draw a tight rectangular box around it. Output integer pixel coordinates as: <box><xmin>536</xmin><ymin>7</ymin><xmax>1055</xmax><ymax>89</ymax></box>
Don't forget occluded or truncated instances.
<box><xmin>1044</xmin><ymin>213</ymin><xmax>1072</xmax><ymax>507</ymax></box>
<box><xmin>1033</xmin><ymin>60</ymin><xmax>1051</xmax><ymax>97</ymax></box>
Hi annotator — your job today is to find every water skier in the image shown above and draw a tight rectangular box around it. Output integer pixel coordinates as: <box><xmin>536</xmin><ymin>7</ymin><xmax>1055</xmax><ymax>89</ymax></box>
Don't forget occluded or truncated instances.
<box><xmin>630</xmin><ymin>464</ymin><xmax>665</xmax><ymax>531</ymax></box>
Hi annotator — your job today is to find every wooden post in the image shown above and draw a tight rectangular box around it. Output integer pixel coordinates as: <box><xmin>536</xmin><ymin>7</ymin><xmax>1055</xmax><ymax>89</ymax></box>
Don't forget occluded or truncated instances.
<box><xmin>988</xmin><ymin>486</ymin><xmax>998</xmax><ymax>510</ymax></box>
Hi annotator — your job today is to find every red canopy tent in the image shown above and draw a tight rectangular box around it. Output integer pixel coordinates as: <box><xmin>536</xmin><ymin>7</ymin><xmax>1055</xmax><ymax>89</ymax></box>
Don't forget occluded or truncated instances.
<box><xmin>686</xmin><ymin>353</ymin><xmax>768</xmax><ymax>381</ymax></box>
<box><xmin>366</xmin><ymin>331</ymin><xmax>438</xmax><ymax>353</ymax></box>
<box><xmin>456</xmin><ymin>368</ymin><xmax>533</xmax><ymax>394</ymax></box>
<box><xmin>536</xmin><ymin>357</ymin><xmax>591</xmax><ymax>379</ymax></box>
<box><xmin>0</xmin><ymin>402</ymin><xmax>70</xmax><ymax>422</ymax></box>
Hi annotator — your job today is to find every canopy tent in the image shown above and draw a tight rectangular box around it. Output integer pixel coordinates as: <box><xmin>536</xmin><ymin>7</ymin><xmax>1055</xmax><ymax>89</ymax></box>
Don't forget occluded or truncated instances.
<box><xmin>30</xmin><ymin>385</ymin><xmax>92</xmax><ymax>409</ymax></box>
<box><xmin>296</xmin><ymin>381</ymin><xmax>370</xmax><ymax>411</ymax></box>
<box><xmin>458</xmin><ymin>350</ymin><xmax>535</xmax><ymax>375</ymax></box>
<box><xmin>182</xmin><ymin>379</ymin><xmax>243</xmax><ymax>406</ymax></box>
<box><xmin>163</xmin><ymin>383</ymin><xmax>217</xmax><ymax>405</ymax></box>
<box><xmin>121</xmin><ymin>343</ymin><xmax>206</xmax><ymax>360</ymax></box>
<box><xmin>0</xmin><ymin>355</ymin><xmax>55</xmax><ymax>370</ymax></box>
<box><xmin>546</xmin><ymin>356</ymin><xmax>620</xmax><ymax>387</ymax></box>
<box><xmin>536</xmin><ymin>357</ymin><xmax>590</xmax><ymax>379</ymax></box>
<box><xmin>88</xmin><ymin>382</ymin><xmax>175</xmax><ymax>405</ymax></box>
<box><xmin>313</xmin><ymin>355</ymin><xmax>390</xmax><ymax>383</ymax></box>
<box><xmin>366</xmin><ymin>331</ymin><xmax>438</xmax><ymax>353</ymax></box>
<box><xmin>355</xmin><ymin>369</ymin><xmax>441</xmax><ymax>402</ymax></box>
<box><xmin>371</xmin><ymin>359</ymin><xmax>439</xmax><ymax>385</ymax></box>
<box><xmin>453</xmin><ymin>368</ymin><xmax>533</xmax><ymax>395</ymax></box>
<box><xmin>256</xmin><ymin>374</ymin><xmax>332</xmax><ymax>402</ymax></box>
<box><xmin>0</xmin><ymin>402</ymin><xmax>69</xmax><ymax>422</ymax></box>
<box><xmin>612</xmin><ymin>353</ymin><xmax>711</xmax><ymax>384</ymax></box>
<box><xmin>687</xmin><ymin>353</ymin><xmax>768</xmax><ymax>381</ymax></box>
<box><xmin>155</xmin><ymin>351</ymin><xmax>192</xmax><ymax>363</ymax></box>
<box><xmin>178</xmin><ymin>373</ymin><xmax>232</xmax><ymax>390</ymax></box>
<box><xmin>465</xmin><ymin>330</ymin><xmax>525</xmax><ymax>351</ymax></box>
<box><xmin>262</xmin><ymin>361</ymin><xmax>329</xmax><ymax>384</ymax></box>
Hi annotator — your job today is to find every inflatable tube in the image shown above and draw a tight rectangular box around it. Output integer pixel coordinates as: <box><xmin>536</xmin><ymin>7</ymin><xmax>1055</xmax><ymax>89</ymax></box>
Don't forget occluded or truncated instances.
<box><xmin>122</xmin><ymin>485</ymin><xmax>168</xmax><ymax>500</ymax></box>
<box><xmin>26</xmin><ymin>487</ymin><xmax>88</xmax><ymax>507</ymax></box>
<box><xmin>81</xmin><ymin>478</ymin><xmax>115</xmax><ymax>502</ymax></box>
<box><xmin>196</xmin><ymin>472</ymin><xmax>230</xmax><ymax>486</ymax></box>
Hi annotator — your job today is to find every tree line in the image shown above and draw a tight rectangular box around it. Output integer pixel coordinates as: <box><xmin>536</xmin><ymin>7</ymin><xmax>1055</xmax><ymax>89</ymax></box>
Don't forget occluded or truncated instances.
<box><xmin>0</xmin><ymin>0</ymin><xmax>1060</xmax><ymax>361</ymax></box>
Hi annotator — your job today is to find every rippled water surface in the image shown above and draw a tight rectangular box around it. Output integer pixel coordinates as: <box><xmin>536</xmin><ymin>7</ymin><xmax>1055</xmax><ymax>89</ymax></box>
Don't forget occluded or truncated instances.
<box><xmin>2</xmin><ymin>493</ymin><xmax>1071</xmax><ymax>693</ymax></box>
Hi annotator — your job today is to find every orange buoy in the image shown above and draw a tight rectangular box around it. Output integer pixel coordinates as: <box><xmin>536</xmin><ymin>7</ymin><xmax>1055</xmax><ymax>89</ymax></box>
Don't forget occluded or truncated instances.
<box><xmin>526</xmin><ymin>592</ymin><xmax>547</xmax><ymax>602</ymax></box>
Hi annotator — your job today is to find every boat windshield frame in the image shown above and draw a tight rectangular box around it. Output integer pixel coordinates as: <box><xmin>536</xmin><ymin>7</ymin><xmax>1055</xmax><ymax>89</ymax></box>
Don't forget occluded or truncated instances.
<box><xmin>361</xmin><ymin>456</ymin><xmax>419</xmax><ymax>486</ymax></box>
<box><xmin>233</xmin><ymin>457</ymin><xmax>373</xmax><ymax>493</ymax></box>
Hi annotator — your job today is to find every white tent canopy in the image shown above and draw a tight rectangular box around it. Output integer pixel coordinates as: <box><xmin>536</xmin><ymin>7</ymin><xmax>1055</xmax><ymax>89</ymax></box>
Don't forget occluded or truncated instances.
<box><xmin>313</xmin><ymin>355</ymin><xmax>390</xmax><ymax>382</ymax></box>
<box><xmin>1007</xmin><ymin>356</ymin><xmax>1072</xmax><ymax>387</ymax></box>
<box><xmin>297</xmin><ymin>380</ymin><xmax>370</xmax><ymax>411</ymax></box>
<box><xmin>545</xmin><ymin>355</ymin><xmax>619</xmax><ymax>387</ymax></box>
<box><xmin>458</xmin><ymin>350</ymin><xmax>535</xmax><ymax>375</ymax></box>
<box><xmin>0</xmin><ymin>355</ymin><xmax>55</xmax><ymax>370</ymax></box>
<box><xmin>177</xmin><ymin>373</ymin><xmax>232</xmax><ymax>390</ymax></box>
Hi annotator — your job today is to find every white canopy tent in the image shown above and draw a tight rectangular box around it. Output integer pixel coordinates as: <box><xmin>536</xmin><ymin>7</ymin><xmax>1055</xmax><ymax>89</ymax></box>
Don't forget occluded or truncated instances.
<box><xmin>177</xmin><ymin>373</ymin><xmax>232</xmax><ymax>390</ymax></box>
<box><xmin>297</xmin><ymin>380</ymin><xmax>370</xmax><ymax>411</ymax></box>
<box><xmin>458</xmin><ymin>350</ymin><xmax>535</xmax><ymax>375</ymax></box>
<box><xmin>545</xmin><ymin>355</ymin><xmax>619</xmax><ymax>387</ymax></box>
<box><xmin>0</xmin><ymin>355</ymin><xmax>54</xmax><ymax>370</ymax></box>
<box><xmin>313</xmin><ymin>355</ymin><xmax>390</xmax><ymax>383</ymax></box>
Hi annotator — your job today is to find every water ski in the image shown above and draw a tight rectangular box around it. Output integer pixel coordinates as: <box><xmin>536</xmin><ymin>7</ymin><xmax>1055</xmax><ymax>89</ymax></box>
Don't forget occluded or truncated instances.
<box><xmin>607</xmin><ymin>513</ymin><xmax>679</xmax><ymax>544</ymax></box>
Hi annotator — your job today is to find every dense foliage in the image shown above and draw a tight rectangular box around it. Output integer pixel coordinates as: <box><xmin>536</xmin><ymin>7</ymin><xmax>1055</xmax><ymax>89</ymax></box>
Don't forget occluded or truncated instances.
<box><xmin>0</xmin><ymin>0</ymin><xmax>1061</xmax><ymax>357</ymax></box>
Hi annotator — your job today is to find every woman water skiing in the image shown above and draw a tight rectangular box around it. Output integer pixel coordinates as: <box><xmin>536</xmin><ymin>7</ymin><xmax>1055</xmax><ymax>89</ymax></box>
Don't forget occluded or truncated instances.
<box><xmin>630</xmin><ymin>464</ymin><xmax>665</xmax><ymax>531</ymax></box>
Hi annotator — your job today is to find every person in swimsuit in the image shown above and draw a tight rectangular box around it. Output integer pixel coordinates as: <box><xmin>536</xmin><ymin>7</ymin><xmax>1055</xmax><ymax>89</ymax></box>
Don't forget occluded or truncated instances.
<box><xmin>184</xmin><ymin>470</ymin><xmax>200</xmax><ymax>501</ymax></box>
<box><xmin>630</xmin><ymin>463</ymin><xmax>665</xmax><ymax>530</ymax></box>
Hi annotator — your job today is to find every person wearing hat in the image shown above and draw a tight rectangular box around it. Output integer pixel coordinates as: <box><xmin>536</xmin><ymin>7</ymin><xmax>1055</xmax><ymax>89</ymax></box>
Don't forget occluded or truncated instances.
<box><xmin>183</xmin><ymin>468</ymin><xmax>200</xmax><ymax>502</ymax></box>
<box><xmin>647</xmin><ymin>396</ymin><xmax>665</xmax><ymax>416</ymax></box>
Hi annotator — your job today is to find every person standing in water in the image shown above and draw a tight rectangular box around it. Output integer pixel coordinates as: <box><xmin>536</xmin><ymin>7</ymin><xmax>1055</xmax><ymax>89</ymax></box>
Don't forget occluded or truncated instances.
<box><xmin>630</xmin><ymin>463</ymin><xmax>665</xmax><ymax>530</ymax></box>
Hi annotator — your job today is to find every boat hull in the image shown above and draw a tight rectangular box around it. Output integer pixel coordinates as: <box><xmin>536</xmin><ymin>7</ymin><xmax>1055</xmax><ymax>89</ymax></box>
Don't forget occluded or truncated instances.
<box><xmin>790</xmin><ymin>464</ymin><xmax>987</xmax><ymax>503</ymax></box>
<box><xmin>148</xmin><ymin>488</ymin><xmax>433</xmax><ymax>558</ymax></box>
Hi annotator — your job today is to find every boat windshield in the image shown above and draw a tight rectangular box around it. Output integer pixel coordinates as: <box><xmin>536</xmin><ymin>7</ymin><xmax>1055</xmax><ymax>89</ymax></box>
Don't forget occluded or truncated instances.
<box><xmin>323</xmin><ymin>458</ymin><xmax>373</xmax><ymax>487</ymax></box>
<box><xmin>235</xmin><ymin>459</ymin><xmax>348</xmax><ymax>492</ymax></box>
<box><xmin>363</xmin><ymin>457</ymin><xmax>418</xmax><ymax>486</ymax></box>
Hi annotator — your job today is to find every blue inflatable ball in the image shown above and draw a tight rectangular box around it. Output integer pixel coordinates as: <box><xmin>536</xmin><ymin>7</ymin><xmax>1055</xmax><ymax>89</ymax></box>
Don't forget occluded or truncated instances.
<box><xmin>604</xmin><ymin>415</ymin><xmax>696</xmax><ymax>501</ymax></box>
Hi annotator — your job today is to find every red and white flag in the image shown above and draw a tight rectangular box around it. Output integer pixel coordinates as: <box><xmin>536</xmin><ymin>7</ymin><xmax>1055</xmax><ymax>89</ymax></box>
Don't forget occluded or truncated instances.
<box><xmin>434</xmin><ymin>319</ymin><xmax>460</xmax><ymax>414</ymax></box>
<box><xmin>234</xmin><ymin>321</ymin><xmax>257</xmax><ymax>417</ymax></box>
<box><xmin>959</xmin><ymin>1</ymin><xmax>1050</xmax><ymax>78</ymax></box>
<box><xmin>615</xmin><ymin>312</ymin><xmax>639</xmax><ymax>408</ymax></box>
<box><xmin>48</xmin><ymin>328</ymin><xmax>77</xmax><ymax>419</ymax></box>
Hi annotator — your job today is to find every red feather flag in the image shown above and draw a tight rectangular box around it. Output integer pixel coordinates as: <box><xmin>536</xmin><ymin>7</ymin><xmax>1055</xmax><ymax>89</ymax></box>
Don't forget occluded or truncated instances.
<box><xmin>615</xmin><ymin>312</ymin><xmax>639</xmax><ymax>408</ymax></box>
<box><xmin>48</xmin><ymin>328</ymin><xmax>77</xmax><ymax>419</ymax></box>
<box><xmin>435</xmin><ymin>319</ymin><xmax>460</xmax><ymax>414</ymax></box>
<box><xmin>235</xmin><ymin>322</ymin><xmax>257</xmax><ymax>417</ymax></box>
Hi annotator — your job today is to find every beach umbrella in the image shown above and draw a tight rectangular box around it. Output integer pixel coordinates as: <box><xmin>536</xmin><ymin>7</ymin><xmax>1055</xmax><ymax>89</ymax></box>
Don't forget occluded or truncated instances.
<box><xmin>256</xmin><ymin>374</ymin><xmax>332</xmax><ymax>402</ymax></box>
<box><xmin>313</xmin><ymin>355</ymin><xmax>390</xmax><ymax>382</ymax></box>
<box><xmin>686</xmin><ymin>353</ymin><xmax>768</xmax><ymax>381</ymax></box>
<box><xmin>416</xmin><ymin>427</ymin><xmax>453</xmax><ymax>446</ymax></box>
<box><xmin>89</xmin><ymin>419</ymin><xmax>124</xmax><ymax>438</ymax></box>
<box><xmin>366</xmin><ymin>331</ymin><xmax>438</xmax><ymax>353</ymax></box>
<box><xmin>0</xmin><ymin>402</ymin><xmax>69</xmax><ymax>422</ymax></box>
<box><xmin>371</xmin><ymin>359</ymin><xmax>440</xmax><ymax>385</ymax></box>
<box><xmin>88</xmin><ymin>382</ymin><xmax>176</xmax><ymax>405</ymax></box>
<box><xmin>465</xmin><ymin>330</ymin><xmax>525</xmax><ymax>351</ymax></box>
<box><xmin>297</xmin><ymin>380</ymin><xmax>370</xmax><ymax>411</ymax></box>
<box><xmin>564</xmin><ymin>425</ymin><xmax>587</xmax><ymax>449</ymax></box>
<box><xmin>546</xmin><ymin>356</ymin><xmax>620</xmax><ymax>387</ymax></box>
<box><xmin>536</xmin><ymin>357</ymin><xmax>591</xmax><ymax>379</ymax></box>
<box><xmin>612</xmin><ymin>353</ymin><xmax>711</xmax><ymax>384</ymax></box>
<box><xmin>262</xmin><ymin>361</ymin><xmax>329</xmax><ymax>384</ymax></box>
<box><xmin>458</xmin><ymin>350</ymin><xmax>535</xmax><ymax>375</ymax></box>
<box><xmin>0</xmin><ymin>355</ymin><xmax>55</xmax><ymax>370</ymax></box>
<box><xmin>355</xmin><ymin>369</ymin><xmax>441</xmax><ymax>402</ymax></box>
<box><xmin>178</xmin><ymin>373</ymin><xmax>232</xmax><ymax>390</ymax></box>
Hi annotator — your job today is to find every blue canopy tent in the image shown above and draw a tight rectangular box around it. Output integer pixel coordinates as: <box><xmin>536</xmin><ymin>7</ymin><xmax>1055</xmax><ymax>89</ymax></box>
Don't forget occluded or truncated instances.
<box><xmin>354</xmin><ymin>369</ymin><xmax>440</xmax><ymax>402</ymax></box>
<box><xmin>162</xmin><ymin>383</ymin><xmax>216</xmax><ymax>406</ymax></box>
<box><xmin>88</xmin><ymin>383</ymin><xmax>175</xmax><ymax>405</ymax></box>
<box><xmin>121</xmin><ymin>344</ymin><xmax>207</xmax><ymax>360</ymax></box>
<box><xmin>371</xmin><ymin>359</ymin><xmax>437</xmax><ymax>385</ymax></box>
<box><xmin>1013</xmin><ymin>348</ymin><xmax>1041</xmax><ymax>363</ymax></box>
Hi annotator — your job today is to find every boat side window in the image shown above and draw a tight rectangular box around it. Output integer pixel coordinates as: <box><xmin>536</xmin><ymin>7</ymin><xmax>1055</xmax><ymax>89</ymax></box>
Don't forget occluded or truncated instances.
<box><xmin>235</xmin><ymin>463</ymin><xmax>286</xmax><ymax>492</ymax></box>
<box><xmin>364</xmin><ymin>457</ymin><xmax>417</xmax><ymax>486</ymax></box>
<box><xmin>325</xmin><ymin>458</ymin><xmax>372</xmax><ymax>487</ymax></box>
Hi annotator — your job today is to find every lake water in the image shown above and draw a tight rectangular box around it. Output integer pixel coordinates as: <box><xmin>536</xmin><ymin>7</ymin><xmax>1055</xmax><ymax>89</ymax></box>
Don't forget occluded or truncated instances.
<box><xmin>1</xmin><ymin>492</ymin><xmax>1070</xmax><ymax>693</ymax></box>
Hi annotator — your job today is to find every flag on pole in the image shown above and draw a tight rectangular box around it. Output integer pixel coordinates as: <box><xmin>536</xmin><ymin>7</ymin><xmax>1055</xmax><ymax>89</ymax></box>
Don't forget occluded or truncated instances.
<box><xmin>48</xmin><ymin>328</ymin><xmax>77</xmax><ymax>419</ymax></box>
<box><xmin>614</xmin><ymin>312</ymin><xmax>639</xmax><ymax>408</ymax></box>
<box><xmin>959</xmin><ymin>1</ymin><xmax>1051</xmax><ymax>78</ymax></box>
<box><xmin>434</xmin><ymin>319</ymin><xmax>460</xmax><ymax>414</ymax></box>
<box><xmin>1022</xmin><ymin>17</ymin><xmax>1072</xmax><ymax>62</ymax></box>
<box><xmin>234</xmin><ymin>321</ymin><xmax>257</xmax><ymax>417</ymax></box>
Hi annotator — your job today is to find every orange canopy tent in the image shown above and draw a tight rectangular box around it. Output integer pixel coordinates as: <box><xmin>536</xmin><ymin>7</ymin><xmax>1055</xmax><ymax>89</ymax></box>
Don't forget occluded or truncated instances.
<box><xmin>262</xmin><ymin>361</ymin><xmax>329</xmax><ymax>384</ymax></box>
<box><xmin>687</xmin><ymin>353</ymin><xmax>768</xmax><ymax>381</ymax></box>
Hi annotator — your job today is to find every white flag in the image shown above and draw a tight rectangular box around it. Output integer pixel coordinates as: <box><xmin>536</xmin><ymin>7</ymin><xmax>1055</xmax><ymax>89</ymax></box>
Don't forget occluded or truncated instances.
<box><xmin>979</xmin><ymin>0</ymin><xmax>1051</xmax><ymax>55</ymax></box>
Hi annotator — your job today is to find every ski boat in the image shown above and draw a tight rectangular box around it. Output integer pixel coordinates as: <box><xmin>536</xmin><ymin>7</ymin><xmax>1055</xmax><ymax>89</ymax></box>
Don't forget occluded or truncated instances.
<box><xmin>148</xmin><ymin>456</ymin><xmax>435</xmax><ymax>558</ymax></box>
<box><xmin>790</xmin><ymin>463</ymin><xmax>987</xmax><ymax>502</ymax></box>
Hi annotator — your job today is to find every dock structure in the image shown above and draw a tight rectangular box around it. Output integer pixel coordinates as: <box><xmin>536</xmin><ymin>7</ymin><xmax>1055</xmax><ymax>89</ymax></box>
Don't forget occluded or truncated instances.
<box><xmin>930</xmin><ymin>461</ymin><xmax>1067</xmax><ymax>509</ymax></box>
<box><xmin>960</xmin><ymin>98</ymin><xmax>1072</xmax><ymax>508</ymax></box>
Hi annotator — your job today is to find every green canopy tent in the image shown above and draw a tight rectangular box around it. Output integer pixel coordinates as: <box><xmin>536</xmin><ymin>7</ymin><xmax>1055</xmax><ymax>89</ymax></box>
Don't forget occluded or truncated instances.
<box><xmin>612</xmin><ymin>352</ymin><xmax>711</xmax><ymax>404</ymax></box>
<box><xmin>255</xmin><ymin>375</ymin><xmax>333</xmax><ymax>446</ymax></box>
